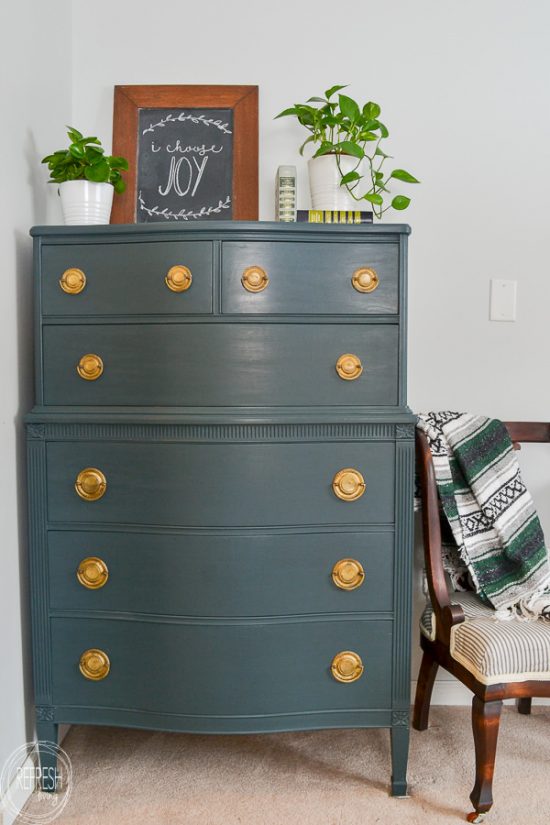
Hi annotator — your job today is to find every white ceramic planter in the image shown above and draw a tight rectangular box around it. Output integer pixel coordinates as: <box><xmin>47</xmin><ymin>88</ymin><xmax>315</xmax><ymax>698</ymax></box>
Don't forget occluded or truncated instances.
<box><xmin>59</xmin><ymin>180</ymin><xmax>114</xmax><ymax>225</ymax></box>
<box><xmin>308</xmin><ymin>154</ymin><xmax>362</xmax><ymax>211</ymax></box>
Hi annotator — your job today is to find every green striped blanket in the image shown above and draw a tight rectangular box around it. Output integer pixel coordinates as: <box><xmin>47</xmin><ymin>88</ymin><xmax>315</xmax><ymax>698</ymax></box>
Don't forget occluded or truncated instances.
<box><xmin>417</xmin><ymin>412</ymin><xmax>550</xmax><ymax>619</ymax></box>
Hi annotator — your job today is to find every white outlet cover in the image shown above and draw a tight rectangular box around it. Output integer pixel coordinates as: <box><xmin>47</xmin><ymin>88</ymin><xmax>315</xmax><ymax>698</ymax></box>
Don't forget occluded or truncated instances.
<box><xmin>490</xmin><ymin>279</ymin><xmax>517</xmax><ymax>321</ymax></box>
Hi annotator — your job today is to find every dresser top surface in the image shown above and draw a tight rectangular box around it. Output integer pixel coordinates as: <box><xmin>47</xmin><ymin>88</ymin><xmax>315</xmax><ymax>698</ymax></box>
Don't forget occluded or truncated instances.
<box><xmin>30</xmin><ymin>220</ymin><xmax>411</xmax><ymax>241</ymax></box>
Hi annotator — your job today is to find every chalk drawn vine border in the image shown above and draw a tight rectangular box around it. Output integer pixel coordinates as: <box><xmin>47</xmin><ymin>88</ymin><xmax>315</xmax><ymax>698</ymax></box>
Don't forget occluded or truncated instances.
<box><xmin>138</xmin><ymin>191</ymin><xmax>232</xmax><ymax>221</ymax></box>
<box><xmin>142</xmin><ymin>111</ymin><xmax>232</xmax><ymax>136</ymax></box>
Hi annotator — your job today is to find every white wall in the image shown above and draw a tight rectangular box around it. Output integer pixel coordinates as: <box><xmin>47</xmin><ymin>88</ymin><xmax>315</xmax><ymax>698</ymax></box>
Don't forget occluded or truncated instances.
<box><xmin>0</xmin><ymin>1</ymin><xmax>72</xmax><ymax>820</ymax></box>
<box><xmin>71</xmin><ymin>0</ymin><xmax>550</xmax><ymax>700</ymax></box>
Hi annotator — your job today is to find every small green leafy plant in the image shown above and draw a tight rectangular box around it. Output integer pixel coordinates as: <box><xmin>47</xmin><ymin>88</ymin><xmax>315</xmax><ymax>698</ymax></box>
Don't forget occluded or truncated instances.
<box><xmin>275</xmin><ymin>85</ymin><xmax>419</xmax><ymax>218</ymax></box>
<box><xmin>41</xmin><ymin>126</ymin><xmax>129</xmax><ymax>193</ymax></box>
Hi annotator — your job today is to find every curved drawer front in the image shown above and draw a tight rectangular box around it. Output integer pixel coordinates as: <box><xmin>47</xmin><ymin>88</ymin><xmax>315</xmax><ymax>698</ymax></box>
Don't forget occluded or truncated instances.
<box><xmin>41</xmin><ymin>241</ymin><xmax>213</xmax><ymax>315</ymax></box>
<box><xmin>48</xmin><ymin>530</ymin><xmax>394</xmax><ymax>616</ymax></box>
<box><xmin>51</xmin><ymin>617</ymin><xmax>392</xmax><ymax>715</ymax></box>
<box><xmin>42</xmin><ymin>323</ymin><xmax>399</xmax><ymax>407</ymax></box>
<box><xmin>46</xmin><ymin>441</ymin><xmax>395</xmax><ymax>527</ymax></box>
<box><xmin>222</xmin><ymin>241</ymin><xmax>398</xmax><ymax>314</ymax></box>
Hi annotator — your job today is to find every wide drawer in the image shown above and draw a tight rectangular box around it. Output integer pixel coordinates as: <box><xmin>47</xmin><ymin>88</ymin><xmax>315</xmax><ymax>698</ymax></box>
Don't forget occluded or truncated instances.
<box><xmin>48</xmin><ymin>530</ymin><xmax>394</xmax><ymax>616</ymax></box>
<box><xmin>42</xmin><ymin>323</ymin><xmax>399</xmax><ymax>407</ymax></box>
<box><xmin>46</xmin><ymin>441</ymin><xmax>395</xmax><ymax>527</ymax></box>
<box><xmin>222</xmin><ymin>241</ymin><xmax>398</xmax><ymax>314</ymax></box>
<box><xmin>41</xmin><ymin>241</ymin><xmax>213</xmax><ymax>315</ymax></box>
<box><xmin>51</xmin><ymin>616</ymin><xmax>393</xmax><ymax>715</ymax></box>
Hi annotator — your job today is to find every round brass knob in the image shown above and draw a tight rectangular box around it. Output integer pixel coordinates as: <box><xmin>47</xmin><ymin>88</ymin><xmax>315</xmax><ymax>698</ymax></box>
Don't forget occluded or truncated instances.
<box><xmin>352</xmin><ymin>267</ymin><xmax>379</xmax><ymax>293</ymax></box>
<box><xmin>332</xmin><ymin>468</ymin><xmax>366</xmax><ymax>501</ymax></box>
<box><xmin>331</xmin><ymin>651</ymin><xmax>364</xmax><ymax>683</ymax></box>
<box><xmin>336</xmin><ymin>354</ymin><xmax>363</xmax><ymax>381</ymax></box>
<box><xmin>77</xmin><ymin>557</ymin><xmax>109</xmax><ymax>589</ymax></box>
<box><xmin>332</xmin><ymin>558</ymin><xmax>365</xmax><ymax>590</ymax></box>
<box><xmin>59</xmin><ymin>268</ymin><xmax>86</xmax><ymax>294</ymax></box>
<box><xmin>77</xmin><ymin>353</ymin><xmax>104</xmax><ymax>381</ymax></box>
<box><xmin>242</xmin><ymin>265</ymin><xmax>269</xmax><ymax>292</ymax></box>
<box><xmin>79</xmin><ymin>648</ymin><xmax>110</xmax><ymax>681</ymax></box>
<box><xmin>165</xmin><ymin>265</ymin><xmax>192</xmax><ymax>292</ymax></box>
<box><xmin>75</xmin><ymin>468</ymin><xmax>107</xmax><ymax>501</ymax></box>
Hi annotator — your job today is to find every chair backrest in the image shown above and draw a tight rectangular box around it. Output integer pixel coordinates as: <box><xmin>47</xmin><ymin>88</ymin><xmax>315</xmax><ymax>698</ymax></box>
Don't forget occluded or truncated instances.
<box><xmin>416</xmin><ymin>420</ymin><xmax>550</xmax><ymax>644</ymax></box>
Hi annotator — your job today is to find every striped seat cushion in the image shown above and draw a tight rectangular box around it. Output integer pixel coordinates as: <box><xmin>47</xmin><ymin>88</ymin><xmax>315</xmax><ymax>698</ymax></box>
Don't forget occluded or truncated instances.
<box><xmin>420</xmin><ymin>592</ymin><xmax>550</xmax><ymax>685</ymax></box>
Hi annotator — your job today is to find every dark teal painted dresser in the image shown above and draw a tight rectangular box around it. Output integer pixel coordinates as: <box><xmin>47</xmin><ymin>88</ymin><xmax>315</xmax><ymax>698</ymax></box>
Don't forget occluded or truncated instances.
<box><xmin>27</xmin><ymin>221</ymin><xmax>415</xmax><ymax>794</ymax></box>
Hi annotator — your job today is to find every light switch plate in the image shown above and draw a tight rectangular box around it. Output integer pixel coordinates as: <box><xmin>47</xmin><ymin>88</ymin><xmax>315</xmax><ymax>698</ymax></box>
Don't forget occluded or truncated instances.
<box><xmin>490</xmin><ymin>279</ymin><xmax>517</xmax><ymax>321</ymax></box>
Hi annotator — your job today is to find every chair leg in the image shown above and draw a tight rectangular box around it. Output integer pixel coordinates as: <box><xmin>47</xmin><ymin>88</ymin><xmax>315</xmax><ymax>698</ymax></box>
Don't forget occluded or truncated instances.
<box><xmin>468</xmin><ymin>696</ymin><xmax>502</xmax><ymax>821</ymax></box>
<box><xmin>517</xmin><ymin>697</ymin><xmax>532</xmax><ymax>715</ymax></box>
<box><xmin>412</xmin><ymin>649</ymin><xmax>439</xmax><ymax>731</ymax></box>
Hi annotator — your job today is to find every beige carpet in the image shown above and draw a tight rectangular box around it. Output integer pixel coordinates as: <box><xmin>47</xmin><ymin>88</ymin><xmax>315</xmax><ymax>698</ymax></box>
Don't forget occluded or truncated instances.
<box><xmin>18</xmin><ymin>707</ymin><xmax>549</xmax><ymax>825</ymax></box>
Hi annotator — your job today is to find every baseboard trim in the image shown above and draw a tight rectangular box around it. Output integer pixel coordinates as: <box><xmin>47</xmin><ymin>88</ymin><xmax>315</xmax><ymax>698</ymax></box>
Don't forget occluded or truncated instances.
<box><xmin>411</xmin><ymin>680</ymin><xmax>550</xmax><ymax>706</ymax></box>
<box><xmin>0</xmin><ymin>754</ymin><xmax>36</xmax><ymax>825</ymax></box>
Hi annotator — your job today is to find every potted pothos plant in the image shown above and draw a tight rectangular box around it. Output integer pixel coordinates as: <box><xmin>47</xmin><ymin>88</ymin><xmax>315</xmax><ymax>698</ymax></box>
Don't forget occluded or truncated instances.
<box><xmin>42</xmin><ymin>127</ymin><xmax>129</xmax><ymax>225</ymax></box>
<box><xmin>275</xmin><ymin>85</ymin><xmax>419</xmax><ymax>217</ymax></box>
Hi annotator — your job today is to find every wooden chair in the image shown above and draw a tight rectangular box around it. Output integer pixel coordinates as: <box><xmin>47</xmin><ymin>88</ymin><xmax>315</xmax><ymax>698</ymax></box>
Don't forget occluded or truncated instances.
<box><xmin>413</xmin><ymin>421</ymin><xmax>550</xmax><ymax>822</ymax></box>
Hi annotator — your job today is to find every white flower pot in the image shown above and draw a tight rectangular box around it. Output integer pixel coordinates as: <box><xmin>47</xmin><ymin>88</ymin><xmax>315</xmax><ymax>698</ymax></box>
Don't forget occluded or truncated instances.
<box><xmin>308</xmin><ymin>154</ymin><xmax>363</xmax><ymax>211</ymax></box>
<box><xmin>59</xmin><ymin>180</ymin><xmax>114</xmax><ymax>225</ymax></box>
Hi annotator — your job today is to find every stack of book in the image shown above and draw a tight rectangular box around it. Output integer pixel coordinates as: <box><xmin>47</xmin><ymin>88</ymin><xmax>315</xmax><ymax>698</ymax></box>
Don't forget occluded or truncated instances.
<box><xmin>296</xmin><ymin>209</ymin><xmax>373</xmax><ymax>224</ymax></box>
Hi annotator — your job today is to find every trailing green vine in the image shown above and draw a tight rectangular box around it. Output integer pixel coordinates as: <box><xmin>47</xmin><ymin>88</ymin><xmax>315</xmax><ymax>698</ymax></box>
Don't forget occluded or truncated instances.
<box><xmin>275</xmin><ymin>85</ymin><xmax>419</xmax><ymax>218</ymax></box>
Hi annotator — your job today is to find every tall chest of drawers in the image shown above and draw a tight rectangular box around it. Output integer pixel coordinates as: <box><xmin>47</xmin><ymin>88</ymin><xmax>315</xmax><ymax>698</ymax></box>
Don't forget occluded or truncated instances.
<box><xmin>27</xmin><ymin>221</ymin><xmax>415</xmax><ymax>794</ymax></box>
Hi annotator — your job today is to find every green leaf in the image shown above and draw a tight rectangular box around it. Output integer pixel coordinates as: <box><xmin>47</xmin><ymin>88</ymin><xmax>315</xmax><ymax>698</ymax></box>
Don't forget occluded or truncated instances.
<box><xmin>362</xmin><ymin>102</ymin><xmax>381</xmax><ymax>120</ymax></box>
<box><xmin>378</xmin><ymin>121</ymin><xmax>389</xmax><ymax>138</ymax></box>
<box><xmin>359</xmin><ymin>131</ymin><xmax>378</xmax><ymax>142</ymax></box>
<box><xmin>299</xmin><ymin>135</ymin><xmax>315</xmax><ymax>156</ymax></box>
<box><xmin>108</xmin><ymin>156</ymin><xmax>129</xmax><ymax>170</ymax></box>
<box><xmin>274</xmin><ymin>107</ymin><xmax>299</xmax><ymax>119</ymax></box>
<box><xmin>338</xmin><ymin>94</ymin><xmax>360</xmax><ymax>122</ymax></box>
<box><xmin>313</xmin><ymin>141</ymin><xmax>337</xmax><ymax>157</ymax></box>
<box><xmin>391</xmin><ymin>195</ymin><xmax>411</xmax><ymax>210</ymax></box>
<box><xmin>69</xmin><ymin>143</ymin><xmax>85</xmax><ymax>159</ymax></box>
<box><xmin>391</xmin><ymin>169</ymin><xmax>420</xmax><ymax>183</ymax></box>
<box><xmin>306</xmin><ymin>96</ymin><xmax>328</xmax><ymax>104</ymax></box>
<box><xmin>340</xmin><ymin>170</ymin><xmax>362</xmax><ymax>186</ymax></box>
<box><xmin>336</xmin><ymin>141</ymin><xmax>364</xmax><ymax>159</ymax></box>
<box><xmin>375</xmin><ymin>146</ymin><xmax>391</xmax><ymax>158</ymax></box>
<box><xmin>66</xmin><ymin>126</ymin><xmax>83</xmax><ymax>142</ymax></box>
<box><xmin>84</xmin><ymin>160</ymin><xmax>110</xmax><ymax>182</ymax></box>
<box><xmin>113</xmin><ymin>177</ymin><xmax>126</xmax><ymax>194</ymax></box>
<box><xmin>325</xmin><ymin>84</ymin><xmax>348</xmax><ymax>99</ymax></box>
<box><xmin>364</xmin><ymin>192</ymin><xmax>384</xmax><ymax>205</ymax></box>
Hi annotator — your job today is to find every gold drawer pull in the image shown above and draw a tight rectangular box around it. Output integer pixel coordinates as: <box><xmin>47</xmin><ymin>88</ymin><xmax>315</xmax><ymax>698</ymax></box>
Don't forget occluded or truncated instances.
<box><xmin>352</xmin><ymin>267</ymin><xmax>379</xmax><ymax>293</ymax></box>
<box><xmin>60</xmin><ymin>268</ymin><xmax>86</xmax><ymax>294</ymax></box>
<box><xmin>242</xmin><ymin>265</ymin><xmax>269</xmax><ymax>292</ymax></box>
<box><xmin>77</xmin><ymin>557</ymin><xmax>109</xmax><ymax>589</ymax></box>
<box><xmin>331</xmin><ymin>651</ymin><xmax>364</xmax><ymax>683</ymax></box>
<box><xmin>79</xmin><ymin>648</ymin><xmax>110</xmax><ymax>681</ymax></box>
<box><xmin>165</xmin><ymin>265</ymin><xmax>192</xmax><ymax>292</ymax></box>
<box><xmin>332</xmin><ymin>558</ymin><xmax>365</xmax><ymax>590</ymax></box>
<box><xmin>336</xmin><ymin>354</ymin><xmax>363</xmax><ymax>381</ymax></box>
<box><xmin>75</xmin><ymin>468</ymin><xmax>107</xmax><ymax>501</ymax></box>
<box><xmin>332</xmin><ymin>468</ymin><xmax>366</xmax><ymax>501</ymax></box>
<box><xmin>77</xmin><ymin>353</ymin><xmax>103</xmax><ymax>381</ymax></box>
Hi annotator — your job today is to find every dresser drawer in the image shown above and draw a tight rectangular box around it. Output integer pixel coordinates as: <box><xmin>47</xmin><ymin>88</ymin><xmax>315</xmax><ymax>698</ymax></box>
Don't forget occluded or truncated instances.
<box><xmin>42</xmin><ymin>323</ymin><xmax>399</xmax><ymax>407</ymax></box>
<box><xmin>51</xmin><ymin>616</ymin><xmax>393</xmax><ymax>715</ymax></box>
<box><xmin>222</xmin><ymin>241</ymin><xmax>398</xmax><ymax>315</ymax></box>
<box><xmin>48</xmin><ymin>530</ymin><xmax>394</xmax><ymax>616</ymax></box>
<box><xmin>46</xmin><ymin>441</ymin><xmax>395</xmax><ymax>527</ymax></box>
<box><xmin>41</xmin><ymin>241</ymin><xmax>213</xmax><ymax>315</ymax></box>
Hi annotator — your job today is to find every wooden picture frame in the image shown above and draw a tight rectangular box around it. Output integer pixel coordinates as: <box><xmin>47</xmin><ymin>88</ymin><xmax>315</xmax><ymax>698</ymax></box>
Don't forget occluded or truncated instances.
<box><xmin>111</xmin><ymin>85</ymin><xmax>258</xmax><ymax>224</ymax></box>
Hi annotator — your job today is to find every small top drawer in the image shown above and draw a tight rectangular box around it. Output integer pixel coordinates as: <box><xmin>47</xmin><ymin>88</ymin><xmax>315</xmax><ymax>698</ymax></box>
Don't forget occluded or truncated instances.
<box><xmin>40</xmin><ymin>241</ymin><xmax>213</xmax><ymax>315</ymax></box>
<box><xmin>221</xmin><ymin>241</ymin><xmax>398</xmax><ymax>315</ymax></box>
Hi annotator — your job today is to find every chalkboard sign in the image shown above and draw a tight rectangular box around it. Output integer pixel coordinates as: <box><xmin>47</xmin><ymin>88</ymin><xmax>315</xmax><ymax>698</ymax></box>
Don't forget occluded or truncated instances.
<box><xmin>137</xmin><ymin>108</ymin><xmax>234</xmax><ymax>222</ymax></box>
<box><xmin>111</xmin><ymin>85</ymin><xmax>258</xmax><ymax>224</ymax></box>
